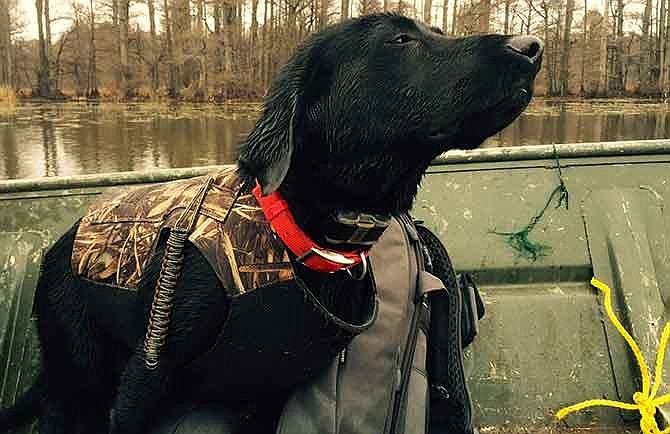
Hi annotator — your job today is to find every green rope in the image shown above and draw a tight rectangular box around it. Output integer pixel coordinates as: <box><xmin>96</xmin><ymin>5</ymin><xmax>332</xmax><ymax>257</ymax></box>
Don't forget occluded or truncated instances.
<box><xmin>491</xmin><ymin>146</ymin><xmax>569</xmax><ymax>262</ymax></box>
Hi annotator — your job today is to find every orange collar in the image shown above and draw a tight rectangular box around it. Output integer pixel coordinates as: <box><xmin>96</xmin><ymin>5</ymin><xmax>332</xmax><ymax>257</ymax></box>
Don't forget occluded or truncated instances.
<box><xmin>252</xmin><ymin>183</ymin><xmax>369</xmax><ymax>273</ymax></box>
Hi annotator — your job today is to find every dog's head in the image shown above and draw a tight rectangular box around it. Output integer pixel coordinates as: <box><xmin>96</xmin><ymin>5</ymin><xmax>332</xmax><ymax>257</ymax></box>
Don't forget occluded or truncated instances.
<box><xmin>239</xmin><ymin>13</ymin><xmax>543</xmax><ymax>214</ymax></box>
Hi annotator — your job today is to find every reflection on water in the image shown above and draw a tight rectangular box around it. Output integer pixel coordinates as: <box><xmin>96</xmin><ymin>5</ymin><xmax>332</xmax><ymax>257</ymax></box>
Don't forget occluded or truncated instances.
<box><xmin>1</xmin><ymin>100</ymin><xmax>669</xmax><ymax>180</ymax></box>
<box><xmin>0</xmin><ymin>103</ymin><xmax>258</xmax><ymax>180</ymax></box>
<box><xmin>488</xmin><ymin>100</ymin><xmax>670</xmax><ymax>147</ymax></box>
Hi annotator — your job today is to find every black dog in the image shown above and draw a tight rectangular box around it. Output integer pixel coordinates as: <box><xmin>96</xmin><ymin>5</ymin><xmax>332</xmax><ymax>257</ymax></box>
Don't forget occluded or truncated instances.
<box><xmin>0</xmin><ymin>13</ymin><xmax>542</xmax><ymax>434</ymax></box>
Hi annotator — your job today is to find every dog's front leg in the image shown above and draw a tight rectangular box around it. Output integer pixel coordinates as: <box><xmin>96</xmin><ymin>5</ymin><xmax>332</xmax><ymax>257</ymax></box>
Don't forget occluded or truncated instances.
<box><xmin>109</xmin><ymin>345</ymin><xmax>169</xmax><ymax>434</ymax></box>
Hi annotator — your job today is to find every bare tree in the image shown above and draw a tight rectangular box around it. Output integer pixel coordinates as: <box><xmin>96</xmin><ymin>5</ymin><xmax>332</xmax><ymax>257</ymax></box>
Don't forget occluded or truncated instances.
<box><xmin>559</xmin><ymin>0</ymin><xmax>574</xmax><ymax>95</ymax></box>
<box><xmin>613</xmin><ymin>0</ymin><xmax>624</xmax><ymax>92</ymax></box>
<box><xmin>0</xmin><ymin>0</ymin><xmax>12</xmax><ymax>87</ymax></box>
<box><xmin>479</xmin><ymin>0</ymin><xmax>491</xmax><ymax>32</ymax></box>
<box><xmin>35</xmin><ymin>0</ymin><xmax>50</xmax><ymax>96</ymax></box>
<box><xmin>118</xmin><ymin>0</ymin><xmax>129</xmax><ymax>96</ymax></box>
<box><xmin>342</xmin><ymin>0</ymin><xmax>350</xmax><ymax>20</ymax></box>
<box><xmin>147</xmin><ymin>0</ymin><xmax>158</xmax><ymax>93</ymax></box>
<box><xmin>597</xmin><ymin>0</ymin><xmax>609</xmax><ymax>95</ymax></box>
<box><xmin>163</xmin><ymin>0</ymin><xmax>178</xmax><ymax>96</ymax></box>
<box><xmin>580</xmin><ymin>0</ymin><xmax>587</xmax><ymax>94</ymax></box>
<box><xmin>640</xmin><ymin>0</ymin><xmax>653</xmax><ymax>92</ymax></box>
<box><xmin>424</xmin><ymin>0</ymin><xmax>432</xmax><ymax>24</ymax></box>
<box><xmin>88</xmin><ymin>0</ymin><xmax>98</xmax><ymax>97</ymax></box>
<box><xmin>504</xmin><ymin>0</ymin><xmax>512</xmax><ymax>32</ymax></box>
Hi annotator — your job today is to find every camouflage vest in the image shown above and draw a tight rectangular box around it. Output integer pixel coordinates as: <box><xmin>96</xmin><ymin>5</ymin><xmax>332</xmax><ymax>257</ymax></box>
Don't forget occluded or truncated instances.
<box><xmin>72</xmin><ymin>166</ymin><xmax>378</xmax><ymax>398</ymax></box>
<box><xmin>72</xmin><ymin>166</ymin><xmax>295</xmax><ymax>296</ymax></box>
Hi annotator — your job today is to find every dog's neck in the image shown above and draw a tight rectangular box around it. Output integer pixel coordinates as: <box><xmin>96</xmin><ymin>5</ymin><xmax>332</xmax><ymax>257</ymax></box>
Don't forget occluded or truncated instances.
<box><xmin>275</xmin><ymin>169</ymin><xmax>423</xmax><ymax>248</ymax></box>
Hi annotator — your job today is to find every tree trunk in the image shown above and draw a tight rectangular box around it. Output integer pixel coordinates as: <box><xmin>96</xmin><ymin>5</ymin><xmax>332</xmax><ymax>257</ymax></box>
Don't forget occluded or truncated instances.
<box><xmin>640</xmin><ymin>0</ymin><xmax>653</xmax><ymax>93</ymax></box>
<box><xmin>251</xmin><ymin>0</ymin><xmax>259</xmax><ymax>85</ymax></box>
<box><xmin>73</xmin><ymin>6</ymin><xmax>83</xmax><ymax>94</ymax></box>
<box><xmin>597</xmin><ymin>0</ymin><xmax>609</xmax><ymax>96</ymax></box>
<box><xmin>424</xmin><ymin>0</ymin><xmax>433</xmax><ymax>23</ymax></box>
<box><xmin>112</xmin><ymin>0</ymin><xmax>118</xmax><ymax>25</ymax></box>
<box><xmin>479</xmin><ymin>0</ymin><xmax>491</xmax><ymax>32</ymax></box>
<box><xmin>35</xmin><ymin>0</ymin><xmax>50</xmax><ymax>96</ymax></box>
<box><xmin>559</xmin><ymin>0</ymin><xmax>574</xmax><ymax>95</ymax></box>
<box><xmin>613</xmin><ymin>0</ymin><xmax>624</xmax><ymax>92</ymax></box>
<box><xmin>5</xmin><ymin>4</ymin><xmax>10</xmax><ymax>89</ymax></box>
<box><xmin>44</xmin><ymin>0</ymin><xmax>51</xmax><ymax>61</ymax></box>
<box><xmin>656</xmin><ymin>0</ymin><xmax>665</xmax><ymax>89</ymax></box>
<box><xmin>88</xmin><ymin>0</ymin><xmax>98</xmax><ymax>97</ymax></box>
<box><xmin>504</xmin><ymin>0</ymin><xmax>511</xmax><ymax>33</ymax></box>
<box><xmin>222</xmin><ymin>0</ymin><xmax>234</xmax><ymax>74</ymax></box>
<box><xmin>0</xmin><ymin>0</ymin><xmax>12</xmax><ymax>87</ymax></box>
<box><xmin>663</xmin><ymin>0</ymin><xmax>670</xmax><ymax>95</ymax></box>
<box><xmin>163</xmin><ymin>0</ymin><xmax>178</xmax><ymax>97</ymax></box>
<box><xmin>118</xmin><ymin>0</ymin><xmax>129</xmax><ymax>98</ymax></box>
<box><xmin>442</xmin><ymin>0</ymin><xmax>449</xmax><ymax>32</ymax></box>
<box><xmin>542</xmin><ymin>9</ymin><xmax>556</xmax><ymax>94</ymax></box>
<box><xmin>451</xmin><ymin>0</ymin><xmax>458</xmax><ymax>34</ymax></box>
<box><xmin>320</xmin><ymin>0</ymin><xmax>328</xmax><ymax>28</ymax></box>
<box><xmin>660</xmin><ymin>0</ymin><xmax>669</xmax><ymax>92</ymax></box>
<box><xmin>580</xmin><ymin>0</ymin><xmax>587</xmax><ymax>95</ymax></box>
<box><xmin>147</xmin><ymin>0</ymin><xmax>158</xmax><ymax>93</ymax></box>
<box><xmin>341</xmin><ymin>0</ymin><xmax>349</xmax><ymax>20</ymax></box>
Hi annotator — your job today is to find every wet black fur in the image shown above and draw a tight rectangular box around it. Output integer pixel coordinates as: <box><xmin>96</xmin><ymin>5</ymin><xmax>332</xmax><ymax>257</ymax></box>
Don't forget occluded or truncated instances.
<box><xmin>0</xmin><ymin>13</ymin><xmax>541</xmax><ymax>434</ymax></box>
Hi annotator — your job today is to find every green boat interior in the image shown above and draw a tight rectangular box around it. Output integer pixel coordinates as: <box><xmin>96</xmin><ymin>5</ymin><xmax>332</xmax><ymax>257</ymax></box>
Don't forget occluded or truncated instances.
<box><xmin>2</xmin><ymin>139</ymin><xmax>669</xmax><ymax>433</ymax></box>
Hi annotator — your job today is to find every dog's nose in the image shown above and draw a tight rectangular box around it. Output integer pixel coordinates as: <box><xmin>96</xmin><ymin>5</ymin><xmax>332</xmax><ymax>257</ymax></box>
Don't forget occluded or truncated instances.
<box><xmin>506</xmin><ymin>35</ymin><xmax>544</xmax><ymax>64</ymax></box>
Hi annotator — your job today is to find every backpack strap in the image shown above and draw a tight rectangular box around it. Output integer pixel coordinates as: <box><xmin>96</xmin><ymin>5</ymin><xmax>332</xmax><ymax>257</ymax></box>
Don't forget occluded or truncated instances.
<box><xmin>413</xmin><ymin>219</ymin><xmax>483</xmax><ymax>434</ymax></box>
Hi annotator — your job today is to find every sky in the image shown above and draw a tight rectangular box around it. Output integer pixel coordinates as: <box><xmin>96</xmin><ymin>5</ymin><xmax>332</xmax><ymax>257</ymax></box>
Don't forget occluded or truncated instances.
<box><xmin>14</xmin><ymin>0</ymin><xmax>626</xmax><ymax>41</ymax></box>
<box><xmin>14</xmin><ymin>0</ymin><xmax>150</xmax><ymax>39</ymax></box>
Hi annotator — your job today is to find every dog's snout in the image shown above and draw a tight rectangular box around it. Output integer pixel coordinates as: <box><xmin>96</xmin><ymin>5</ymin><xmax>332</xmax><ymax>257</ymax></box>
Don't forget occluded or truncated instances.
<box><xmin>506</xmin><ymin>35</ymin><xmax>544</xmax><ymax>64</ymax></box>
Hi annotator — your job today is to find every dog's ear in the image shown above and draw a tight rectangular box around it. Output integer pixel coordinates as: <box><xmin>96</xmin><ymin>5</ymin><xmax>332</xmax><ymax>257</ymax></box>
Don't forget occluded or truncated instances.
<box><xmin>238</xmin><ymin>36</ymin><xmax>331</xmax><ymax>195</ymax></box>
<box><xmin>239</xmin><ymin>92</ymin><xmax>298</xmax><ymax>195</ymax></box>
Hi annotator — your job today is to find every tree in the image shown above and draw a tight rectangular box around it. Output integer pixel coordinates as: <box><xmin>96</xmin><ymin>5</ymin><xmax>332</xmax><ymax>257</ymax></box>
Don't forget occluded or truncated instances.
<box><xmin>88</xmin><ymin>0</ymin><xmax>98</xmax><ymax>96</ymax></box>
<box><xmin>147</xmin><ymin>0</ymin><xmax>158</xmax><ymax>93</ymax></box>
<box><xmin>0</xmin><ymin>0</ymin><xmax>13</xmax><ymax>87</ymax></box>
<box><xmin>559</xmin><ymin>0</ymin><xmax>574</xmax><ymax>95</ymax></box>
<box><xmin>35</xmin><ymin>0</ymin><xmax>50</xmax><ymax>96</ymax></box>
<box><xmin>597</xmin><ymin>0</ymin><xmax>610</xmax><ymax>95</ymax></box>
<box><xmin>639</xmin><ymin>0</ymin><xmax>653</xmax><ymax>92</ymax></box>
<box><xmin>342</xmin><ymin>0</ymin><xmax>349</xmax><ymax>19</ymax></box>
<box><xmin>423</xmin><ymin>0</ymin><xmax>432</xmax><ymax>24</ymax></box>
<box><xmin>118</xmin><ymin>0</ymin><xmax>129</xmax><ymax>96</ymax></box>
<box><xmin>163</xmin><ymin>0</ymin><xmax>178</xmax><ymax>96</ymax></box>
<box><xmin>580</xmin><ymin>0</ymin><xmax>587</xmax><ymax>94</ymax></box>
<box><xmin>479</xmin><ymin>0</ymin><xmax>491</xmax><ymax>32</ymax></box>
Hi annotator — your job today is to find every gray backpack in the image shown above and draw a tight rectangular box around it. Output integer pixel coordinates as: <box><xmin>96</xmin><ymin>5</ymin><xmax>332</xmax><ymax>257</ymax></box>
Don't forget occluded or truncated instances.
<box><xmin>275</xmin><ymin>214</ymin><xmax>483</xmax><ymax>434</ymax></box>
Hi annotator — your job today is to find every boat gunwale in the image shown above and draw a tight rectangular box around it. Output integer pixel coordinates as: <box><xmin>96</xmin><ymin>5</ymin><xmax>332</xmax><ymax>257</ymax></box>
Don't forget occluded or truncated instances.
<box><xmin>1</xmin><ymin>139</ymin><xmax>669</xmax><ymax>194</ymax></box>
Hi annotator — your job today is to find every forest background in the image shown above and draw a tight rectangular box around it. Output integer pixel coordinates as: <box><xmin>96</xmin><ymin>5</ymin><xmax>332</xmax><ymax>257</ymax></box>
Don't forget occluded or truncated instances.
<box><xmin>1</xmin><ymin>0</ymin><xmax>669</xmax><ymax>101</ymax></box>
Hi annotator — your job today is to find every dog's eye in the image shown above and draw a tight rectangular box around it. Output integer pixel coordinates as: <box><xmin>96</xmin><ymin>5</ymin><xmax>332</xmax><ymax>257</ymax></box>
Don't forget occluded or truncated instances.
<box><xmin>390</xmin><ymin>34</ymin><xmax>413</xmax><ymax>44</ymax></box>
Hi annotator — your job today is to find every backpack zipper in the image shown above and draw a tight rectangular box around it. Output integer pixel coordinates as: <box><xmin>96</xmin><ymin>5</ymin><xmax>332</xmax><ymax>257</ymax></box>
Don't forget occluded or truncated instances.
<box><xmin>388</xmin><ymin>214</ymin><xmax>426</xmax><ymax>434</ymax></box>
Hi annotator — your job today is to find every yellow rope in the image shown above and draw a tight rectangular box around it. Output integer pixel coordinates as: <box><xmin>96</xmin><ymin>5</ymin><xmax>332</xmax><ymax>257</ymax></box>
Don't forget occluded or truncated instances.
<box><xmin>555</xmin><ymin>277</ymin><xmax>670</xmax><ymax>434</ymax></box>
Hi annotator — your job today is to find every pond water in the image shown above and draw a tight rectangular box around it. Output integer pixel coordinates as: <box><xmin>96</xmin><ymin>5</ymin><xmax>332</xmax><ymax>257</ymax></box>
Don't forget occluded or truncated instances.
<box><xmin>1</xmin><ymin>99</ymin><xmax>669</xmax><ymax>180</ymax></box>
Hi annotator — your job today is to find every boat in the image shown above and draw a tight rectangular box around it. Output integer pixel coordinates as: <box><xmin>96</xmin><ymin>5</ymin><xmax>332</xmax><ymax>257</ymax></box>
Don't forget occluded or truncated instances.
<box><xmin>1</xmin><ymin>139</ymin><xmax>669</xmax><ymax>434</ymax></box>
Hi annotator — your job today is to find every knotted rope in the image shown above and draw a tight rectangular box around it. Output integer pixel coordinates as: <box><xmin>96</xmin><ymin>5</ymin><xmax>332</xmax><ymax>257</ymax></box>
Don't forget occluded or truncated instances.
<box><xmin>556</xmin><ymin>277</ymin><xmax>670</xmax><ymax>434</ymax></box>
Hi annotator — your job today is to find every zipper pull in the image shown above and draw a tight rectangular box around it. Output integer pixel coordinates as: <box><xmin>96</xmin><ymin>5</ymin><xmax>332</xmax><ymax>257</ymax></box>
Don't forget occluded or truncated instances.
<box><xmin>339</xmin><ymin>347</ymin><xmax>347</xmax><ymax>365</ymax></box>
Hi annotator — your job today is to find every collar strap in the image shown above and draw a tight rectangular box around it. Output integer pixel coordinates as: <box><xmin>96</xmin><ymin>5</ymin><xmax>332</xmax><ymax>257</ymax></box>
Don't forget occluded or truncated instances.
<box><xmin>252</xmin><ymin>183</ymin><xmax>369</xmax><ymax>273</ymax></box>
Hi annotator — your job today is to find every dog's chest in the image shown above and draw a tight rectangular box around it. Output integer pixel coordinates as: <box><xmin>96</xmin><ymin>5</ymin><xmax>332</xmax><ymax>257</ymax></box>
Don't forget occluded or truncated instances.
<box><xmin>181</xmin><ymin>270</ymin><xmax>377</xmax><ymax>401</ymax></box>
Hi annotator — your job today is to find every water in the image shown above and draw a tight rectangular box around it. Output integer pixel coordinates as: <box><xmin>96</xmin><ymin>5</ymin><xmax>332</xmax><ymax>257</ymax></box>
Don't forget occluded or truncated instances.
<box><xmin>1</xmin><ymin>100</ymin><xmax>669</xmax><ymax>180</ymax></box>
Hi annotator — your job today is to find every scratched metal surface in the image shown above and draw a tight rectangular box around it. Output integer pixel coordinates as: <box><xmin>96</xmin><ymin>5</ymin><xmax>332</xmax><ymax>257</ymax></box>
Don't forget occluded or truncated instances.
<box><xmin>0</xmin><ymin>140</ymin><xmax>669</xmax><ymax>431</ymax></box>
<box><xmin>413</xmin><ymin>144</ymin><xmax>670</xmax><ymax>428</ymax></box>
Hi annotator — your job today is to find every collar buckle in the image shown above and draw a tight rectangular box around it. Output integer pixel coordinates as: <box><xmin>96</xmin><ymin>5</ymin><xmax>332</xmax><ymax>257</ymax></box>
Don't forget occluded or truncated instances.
<box><xmin>297</xmin><ymin>247</ymin><xmax>357</xmax><ymax>266</ymax></box>
<box><xmin>325</xmin><ymin>211</ymin><xmax>391</xmax><ymax>246</ymax></box>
